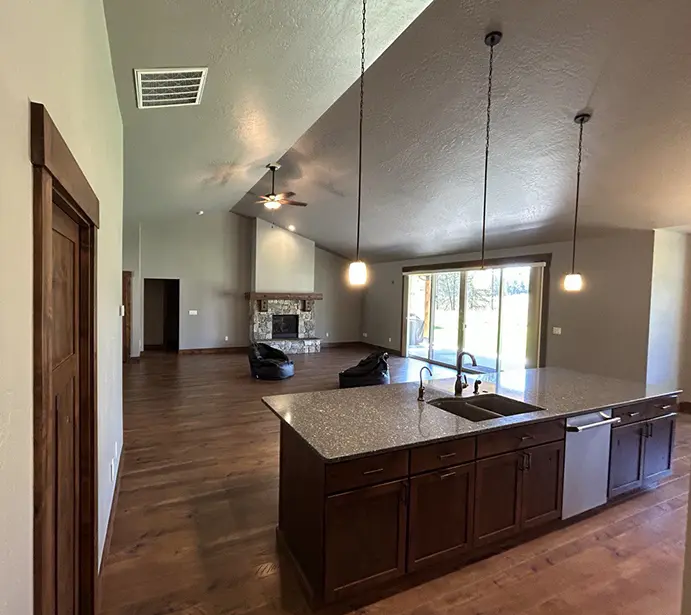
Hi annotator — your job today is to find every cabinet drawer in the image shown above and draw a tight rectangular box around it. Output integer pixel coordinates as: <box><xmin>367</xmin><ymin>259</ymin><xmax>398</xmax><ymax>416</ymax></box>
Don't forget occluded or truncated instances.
<box><xmin>410</xmin><ymin>437</ymin><xmax>476</xmax><ymax>475</ymax></box>
<box><xmin>613</xmin><ymin>397</ymin><xmax>677</xmax><ymax>427</ymax></box>
<box><xmin>476</xmin><ymin>420</ymin><xmax>565</xmax><ymax>459</ymax></box>
<box><xmin>325</xmin><ymin>450</ymin><xmax>409</xmax><ymax>494</ymax></box>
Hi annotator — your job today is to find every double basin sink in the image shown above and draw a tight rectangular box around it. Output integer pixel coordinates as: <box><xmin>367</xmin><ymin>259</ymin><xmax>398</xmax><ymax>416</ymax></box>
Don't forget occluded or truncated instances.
<box><xmin>428</xmin><ymin>394</ymin><xmax>540</xmax><ymax>422</ymax></box>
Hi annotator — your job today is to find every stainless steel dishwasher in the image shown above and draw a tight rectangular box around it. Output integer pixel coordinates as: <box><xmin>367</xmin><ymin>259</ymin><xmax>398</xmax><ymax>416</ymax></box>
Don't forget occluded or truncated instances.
<box><xmin>562</xmin><ymin>409</ymin><xmax>621</xmax><ymax>519</ymax></box>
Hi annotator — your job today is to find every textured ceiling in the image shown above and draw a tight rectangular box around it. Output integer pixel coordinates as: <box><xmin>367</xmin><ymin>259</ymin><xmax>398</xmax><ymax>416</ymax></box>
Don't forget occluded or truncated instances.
<box><xmin>104</xmin><ymin>0</ymin><xmax>434</xmax><ymax>223</ymax></box>
<box><xmin>231</xmin><ymin>0</ymin><xmax>691</xmax><ymax>261</ymax></box>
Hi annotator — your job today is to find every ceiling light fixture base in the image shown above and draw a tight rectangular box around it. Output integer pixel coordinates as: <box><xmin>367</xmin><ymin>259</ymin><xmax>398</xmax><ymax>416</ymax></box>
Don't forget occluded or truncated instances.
<box><xmin>266</xmin><ymin>163</ymin><xmax>281</xmax><ymax>171</ymax></box>
<box><xmin>484</xmin><ymin>31</ymin><xmax>503</xmax><ymax>47</ymax></box>
<box><xmin>574</xmin><ymin>112</ymin><xmax>592</xmax><ymax>125</ymax></box>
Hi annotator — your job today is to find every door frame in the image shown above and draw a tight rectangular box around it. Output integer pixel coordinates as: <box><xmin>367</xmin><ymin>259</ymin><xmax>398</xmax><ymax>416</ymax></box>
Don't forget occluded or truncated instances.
<box><xmin>31</xmin><ymin>102</ymin><xmax>100</xmax><ymax>615</ymax></box>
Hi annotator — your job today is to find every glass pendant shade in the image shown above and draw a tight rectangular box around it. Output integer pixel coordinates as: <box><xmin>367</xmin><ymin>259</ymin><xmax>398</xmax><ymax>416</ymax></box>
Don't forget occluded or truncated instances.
<box><xmin>563</xmin><ymin>273</ymin><xmax>583</xmax><ymax>292</ymax></box>
<box><xmin>473</xmin><ymin>268</ymin><xmax>493</xmax><ymax>290</ymax></box>
<box><xmin>264</xmin><ymin>200</ymin><xmax>281</xmax><ymax>210</ymax></box>
<box><xmin>348</xmin><ymin>261</ymin><xmax>368</xmax><ymax>286</ymax></box>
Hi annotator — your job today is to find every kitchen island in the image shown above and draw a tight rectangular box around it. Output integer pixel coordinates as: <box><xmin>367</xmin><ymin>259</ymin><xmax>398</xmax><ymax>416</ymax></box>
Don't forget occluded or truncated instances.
<box><xmin>263</xmin><ymin>367</ymin><xmax>680</xmax><ymax>604</ymax></box>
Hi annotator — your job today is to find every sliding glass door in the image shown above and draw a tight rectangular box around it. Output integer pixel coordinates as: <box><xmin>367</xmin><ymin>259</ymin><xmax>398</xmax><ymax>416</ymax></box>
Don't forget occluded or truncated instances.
<box><xmin>405</xmin><ymin>264</ymin><xmax>544</xmax><ymax>372</ymax></box>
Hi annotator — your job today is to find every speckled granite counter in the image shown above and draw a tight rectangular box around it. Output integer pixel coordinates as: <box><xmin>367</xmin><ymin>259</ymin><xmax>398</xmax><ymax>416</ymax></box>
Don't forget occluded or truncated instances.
<box><xmin>262</xmin><ymin>367</ymin><xmax>680</xmax><ymax>461</ymax></box>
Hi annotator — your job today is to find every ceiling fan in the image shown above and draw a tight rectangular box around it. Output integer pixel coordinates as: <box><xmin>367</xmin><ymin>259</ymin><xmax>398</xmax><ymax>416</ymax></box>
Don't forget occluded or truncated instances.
<box><xmin>256</xmin><ymin>163</ymin><xmax>307</xmax><ymax>210</ymax></box>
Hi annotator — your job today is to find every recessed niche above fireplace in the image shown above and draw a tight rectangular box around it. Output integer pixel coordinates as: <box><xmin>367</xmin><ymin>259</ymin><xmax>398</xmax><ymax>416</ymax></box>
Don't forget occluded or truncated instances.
<box><xmin>272</xmin><ymin>315</ymin><xmax>299</xmax><ymax>339</ymax></box>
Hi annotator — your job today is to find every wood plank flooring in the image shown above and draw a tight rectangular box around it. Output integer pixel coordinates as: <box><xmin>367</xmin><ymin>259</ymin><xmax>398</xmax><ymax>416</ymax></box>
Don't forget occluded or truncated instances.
<box><xmin>99</xmin><ymin>346</ymin><xmax>689</xmax><ymax>615</ymax></box>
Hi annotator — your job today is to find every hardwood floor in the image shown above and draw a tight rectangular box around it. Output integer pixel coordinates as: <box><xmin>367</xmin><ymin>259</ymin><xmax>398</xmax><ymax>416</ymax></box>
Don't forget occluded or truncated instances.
<box><xmin>99</xmin><ymin>347</ymin><xmax>689</xmax><ymax>615</ymax></box>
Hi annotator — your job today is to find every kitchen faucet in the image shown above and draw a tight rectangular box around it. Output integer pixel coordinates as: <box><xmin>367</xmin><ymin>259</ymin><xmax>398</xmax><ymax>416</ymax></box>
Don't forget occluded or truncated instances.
<box><xmin>418</xmin><ymin>366</ymin><xmax>433</xmax><ymax>401</ymax></box>
<box><xmin>455</xmin><ymin>351</ymin><xmax>480</xmax><ymax>396</ymax></box>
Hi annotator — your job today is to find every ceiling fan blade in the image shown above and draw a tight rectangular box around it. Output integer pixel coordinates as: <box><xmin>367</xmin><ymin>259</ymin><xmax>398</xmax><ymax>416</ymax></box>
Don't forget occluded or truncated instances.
<box><xmin>274</xmin><ymin>192</ymin><xmax>296</xmax><ymax>199</ymax></box>
<box><xmin>282</xmin><ymin>200</ymin><xmax>308</xmax><ymax>207</ymax></box>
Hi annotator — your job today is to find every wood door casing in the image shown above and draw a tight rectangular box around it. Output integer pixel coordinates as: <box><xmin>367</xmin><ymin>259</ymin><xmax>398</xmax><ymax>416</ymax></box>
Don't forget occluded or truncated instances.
<box><xmin>52</xmin><ymin>205</ymin><xmax>81</xmax><ymax>615</ymax></box>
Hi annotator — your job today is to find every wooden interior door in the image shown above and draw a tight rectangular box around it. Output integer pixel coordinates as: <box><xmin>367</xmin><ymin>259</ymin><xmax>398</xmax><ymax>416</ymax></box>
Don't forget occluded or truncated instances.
<box><xmin>122</xmin><ymin>271</ymin><xmax>132</xmax><ymax>362</ymax></box>
<box><xmin>51</xmin><ymin>205</ymin><xmax>81</xmax><ymax>615</ymax></box>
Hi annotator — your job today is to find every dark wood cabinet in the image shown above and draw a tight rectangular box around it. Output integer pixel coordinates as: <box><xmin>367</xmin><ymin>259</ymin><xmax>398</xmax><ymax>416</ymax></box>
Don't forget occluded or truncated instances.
<box><xmin>473</xmin><ymin>452</ymin><xmax>523</xmax><ymax>547</ymax></box>
<box><xmin>324</xmin><ymin>480</ymin><xmax>407</xmax><ymax>601</ymax></box>
<box><xmin>521</xmin><ymin>441</ymin><xmax>564</xmax><ymax>530</ymax></box>
<box><xmin>408</xmin><ymin>463</ymin><xmax>474</xmax><ymax>571</ymax></box>
<box><xmin>609</xmin><ymin>422</ymin><xmax>645</xmax><ymax>498</ymax></box>
<box><xmin>642</xmin><ymin>414</ymin><xmax>676</xmax><ymax>482</ymax></box>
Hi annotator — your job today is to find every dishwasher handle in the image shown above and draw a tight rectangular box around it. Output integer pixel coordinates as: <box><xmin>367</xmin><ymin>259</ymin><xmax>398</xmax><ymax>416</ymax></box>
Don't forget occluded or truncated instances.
<box><xmin>566</xmin><ymin>416</ymin><xmax>621</xmax><ymax>432</ymax></box>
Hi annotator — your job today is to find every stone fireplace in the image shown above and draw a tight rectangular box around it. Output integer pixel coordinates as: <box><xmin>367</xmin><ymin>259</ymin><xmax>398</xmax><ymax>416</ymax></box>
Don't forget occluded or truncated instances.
<box><xmin>246</xmin><ymin>292</ymin><xmax>322</xmax><ymax>354</ymax></box>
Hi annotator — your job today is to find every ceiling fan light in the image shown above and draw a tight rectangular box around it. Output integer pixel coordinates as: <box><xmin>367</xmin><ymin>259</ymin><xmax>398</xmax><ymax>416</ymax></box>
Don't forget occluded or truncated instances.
<box><xmin>264</xmin><ymin>201</ymin><xmax>281</xmax><ymax>210</ymax></box>
<box><xmin>348</xmin><ymin>261</ymin><xmax>368</xmax><ymax>286</ymax></box>
<box><xmin>563</xmin><ymin>273</ymin><xmax>583</xmax><ymax>292</ymax></box>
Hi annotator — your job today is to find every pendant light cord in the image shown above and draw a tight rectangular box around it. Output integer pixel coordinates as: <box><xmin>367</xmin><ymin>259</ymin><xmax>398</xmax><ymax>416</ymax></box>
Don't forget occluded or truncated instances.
<box><xmin>355</xmin><ymin>0</ymin><xmax>366</xmax><ymax>262</ymax></box>
<box><xmin>571</xmin><ymin>120</ymin><xmax>585</xmax><ymax>274</ymax></box>
<box><xmin>481</xmin><ymin>36</ymin><xmax>498</xmax><ymax>269</ymax></box>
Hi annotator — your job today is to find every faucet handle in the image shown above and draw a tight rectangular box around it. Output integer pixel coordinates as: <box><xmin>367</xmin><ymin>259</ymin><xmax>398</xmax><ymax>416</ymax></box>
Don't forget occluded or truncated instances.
<box><xmin>473</xmin><ymin>379</ymin><xmax>482</xmax><ymax>396</ymax></box>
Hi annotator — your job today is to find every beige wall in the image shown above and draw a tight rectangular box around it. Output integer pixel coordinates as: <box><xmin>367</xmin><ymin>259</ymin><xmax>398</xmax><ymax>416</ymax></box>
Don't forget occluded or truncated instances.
<box><xmin>253</xmin><ymin>218</ymin><xmax>316</xmax><ymax>292</ymax></box>
<box><xmin>314</xmin><ymin>249</ymin><xmax>364</xmax><ymax>343</ymax></box>
<box><xmin>141</xmin><ymin>212</ymin><xmax>253</xmax><ymax>350</ymax></box>
<box><xmin>0</xmin><ymin>0</ymin><xmax>123</xmax><ymax>610</ymax></box>
<box><xmin>363</xmin><ymin>230</ymin><xmax>655</xmax><ymax>382</ymax></box>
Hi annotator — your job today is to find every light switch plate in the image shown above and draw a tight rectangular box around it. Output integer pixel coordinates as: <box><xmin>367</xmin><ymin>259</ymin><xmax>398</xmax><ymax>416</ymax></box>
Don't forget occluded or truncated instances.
<box><xmin>189</xmin><ymin>310</ymin><xmax>198</xmax><ymax>316</ymax></box>
<box><xmin>552</xmin><ymin>326</ymin><xmax>562</xmax><ymax>335</ymax></box>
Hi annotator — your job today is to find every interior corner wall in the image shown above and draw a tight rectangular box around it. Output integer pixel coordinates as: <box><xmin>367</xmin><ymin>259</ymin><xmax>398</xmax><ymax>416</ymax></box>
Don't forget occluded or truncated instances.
<box><xmin>253</xmin><ymin>218</ymin><xmax>316</xmax><ymax>292</ymax></box>
<box><xmin>0</xmin><ymin>0</ymin><xmax>124</xmax><ymax>608</ymax></box>
<box><xmin>140</xmin><ymin>212</ymin><xmax>252</xmax><ymax>350</ymax></box>
<box><xmin>646</xmin><ymin>230</ymin><xmax>689</xmax><ymax>390</ymax></box>
<box><xmin>363</xmin><ymin>230</ymin><xmax>655</xmax><ymax>382</ymax></box>
<box><xmin>314</xmin><ymin>248</ymin><xmax>363</xmax><ymax>343</ymax></box>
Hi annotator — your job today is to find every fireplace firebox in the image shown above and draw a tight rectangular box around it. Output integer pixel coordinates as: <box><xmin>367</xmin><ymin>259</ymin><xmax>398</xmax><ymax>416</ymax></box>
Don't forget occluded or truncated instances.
<box><xmin>272</xmin><ymin>315</ymin><xmax>299</xmax><ymax>339</ymax></box>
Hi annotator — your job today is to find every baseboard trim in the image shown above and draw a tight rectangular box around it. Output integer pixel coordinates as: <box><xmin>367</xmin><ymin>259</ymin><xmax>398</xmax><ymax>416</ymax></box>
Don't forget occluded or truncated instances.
<box><xmin>99</xmin><ymin>450</ymin><xmax>124</xmax><ymax>577</ymax></box>
<box><xmin>179</xmin><ymin>346</ymin><xmax>247</xmax><ymax>355</ymax></box>
<box><xmin>362</xmin><ymin>342</ymin><xmax>403</xmax><ymax>357</ymax></box>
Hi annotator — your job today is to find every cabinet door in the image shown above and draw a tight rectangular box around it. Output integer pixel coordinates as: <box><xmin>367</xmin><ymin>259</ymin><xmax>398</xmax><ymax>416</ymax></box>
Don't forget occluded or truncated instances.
<box><xmin>408</xmin><ymin>463</ymin><xmax>475</xmax><ymax>571</ymax></box>
<box><xmin>643</xmin><ymin>415</ymin><xmax>676</xmax><ymax>482</ymax></box>
<box><xmin>324</xmin><ymin>480</ymin><xmax>407</xmax><ymax>601</ymax></box>
<box><xmin>473</xmin><ymin>452</ymin><xmax>522</xmax><ymax>548</ymax></box>
<box><xmin>609</xmin><ymin>422</ymin><xmax>645</xmax><ymax>498</ymax></box>
<box><xmin>521</xmin><ymin>441</ymin><xmax>564</xmax><ymax>530</ymax></box>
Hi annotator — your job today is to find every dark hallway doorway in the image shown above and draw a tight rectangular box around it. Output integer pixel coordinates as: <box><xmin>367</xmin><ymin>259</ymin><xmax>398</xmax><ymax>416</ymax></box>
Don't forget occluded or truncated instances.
<box><xmin>144</xmin><ymin>278</ymin><xmax>180</xmax><ymax>352</ymax></box>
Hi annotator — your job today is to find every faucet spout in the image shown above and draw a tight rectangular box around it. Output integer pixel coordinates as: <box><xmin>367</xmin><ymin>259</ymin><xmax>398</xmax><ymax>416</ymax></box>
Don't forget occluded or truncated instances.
<box><xmin>455</xmin><ymin>351</ymin><xmax>478</xmax><ymax>396</ymax></box>
<box><xmin>418</xmin><ymin>366</ymin><xmax>433</xmax><ymax>402</ymax></box>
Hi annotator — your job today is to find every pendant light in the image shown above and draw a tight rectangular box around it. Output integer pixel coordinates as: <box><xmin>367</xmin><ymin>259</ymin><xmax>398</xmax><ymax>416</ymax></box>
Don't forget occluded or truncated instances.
<box><xmin>473</xmin><ymin>31</ymin><xmax>502</xmax><ymax>291</ymax></box>
<box><xmin>564</xmin><ymin>112</ymin><xmax>591</xmax><ymax>292</ymax></box>
<box><xmin>348</xmin><ymin>0</ymin><xmax>369</xmax><ymax>287</ymax></box>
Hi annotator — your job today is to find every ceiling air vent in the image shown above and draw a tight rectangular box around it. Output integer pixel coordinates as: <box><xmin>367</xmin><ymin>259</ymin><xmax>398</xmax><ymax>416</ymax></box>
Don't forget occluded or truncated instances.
<box><xmin>134</xmin><ymin>68</ymin><xmax>208</xmax><ymax>109</ymax></box>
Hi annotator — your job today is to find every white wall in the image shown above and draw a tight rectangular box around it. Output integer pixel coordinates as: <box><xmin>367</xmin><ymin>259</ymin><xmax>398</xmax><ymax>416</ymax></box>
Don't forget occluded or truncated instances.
<box><xmin>141</xmin><ymin>212</ymin><xmax>252</xmax><ymax>350</ymax></box>
<box><xmin>314</xmin><ymin>249</ymin><xmax>363</xmax><ymax>343</ymax></box>
<box><xmin>253</xmin><ymin>218</ymin><xmax>316</xmax><ymax>292</ymax></box>
<box><xmin>646</xmin><ymin>230</ymin><xmax>689</xmax><ymax>389</ymax></box>
<box><xmin>0</xmin><ymin>0</ymin><xmax>123</xmax><ymax>610</ymax></box>
<box><xmin>363</xmin><ymin>230</ymin><xmax>655</xmax><ymax>382</ymax></box>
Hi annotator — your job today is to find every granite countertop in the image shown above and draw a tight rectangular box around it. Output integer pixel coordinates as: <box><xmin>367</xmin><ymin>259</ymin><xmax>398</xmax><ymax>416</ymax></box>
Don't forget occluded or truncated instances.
<box><xmin>262</xmin><ymin>367</ymin><xmax>680</xmax><ymax>462</ymax></box>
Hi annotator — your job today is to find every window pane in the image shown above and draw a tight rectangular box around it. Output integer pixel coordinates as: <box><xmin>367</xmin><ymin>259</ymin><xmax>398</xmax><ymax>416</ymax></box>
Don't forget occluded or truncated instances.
<box><xmin>431</xmin><ymin>272</ymin><xmax>461</xmax><ymax>365</ymax></box>
<box><xmin>498</xmin><ymin>267</ymin><xmax>532</xmax><ymax>371</ymax></box>
<box><xmin>406</xmin><ymin>274</ymin><xmax>431</xmax><ymax>359</ymax></box>
<box><xmin>462</xmin><ymin>269</ymin><xmax>501</xmax><ymax>372</ymax></box>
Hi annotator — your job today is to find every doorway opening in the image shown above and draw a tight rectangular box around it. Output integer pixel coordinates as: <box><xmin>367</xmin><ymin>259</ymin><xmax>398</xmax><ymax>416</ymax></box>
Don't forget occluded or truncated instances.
<box><xmin>144</xmin><ymin>278</ymin><xmax>180</xmax><ymax>352</ymax></box>
<box><xmin>405</xmin><ymin>259</ymin><xmax>547</xmax><ymax>373</ymax></box>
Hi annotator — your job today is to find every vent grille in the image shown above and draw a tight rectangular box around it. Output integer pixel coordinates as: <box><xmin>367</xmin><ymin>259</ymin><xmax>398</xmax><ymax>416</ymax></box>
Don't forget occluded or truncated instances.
<box><xmin>134</xmin><ymin>68</ymin><xmax>208</xmax><ymax>109</ymax></box>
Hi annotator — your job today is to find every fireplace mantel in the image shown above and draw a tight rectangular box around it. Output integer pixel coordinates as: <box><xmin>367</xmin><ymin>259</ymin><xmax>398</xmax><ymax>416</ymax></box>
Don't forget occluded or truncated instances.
<box><xmin>245</xmin><ymin>292</ymin><xmax>323</xmax><ymax>301</ymax></box>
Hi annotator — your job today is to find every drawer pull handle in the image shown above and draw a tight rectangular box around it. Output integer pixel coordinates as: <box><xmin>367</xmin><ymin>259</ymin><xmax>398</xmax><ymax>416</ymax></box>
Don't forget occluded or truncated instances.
<box><xmin>628</xmin><ymin>412</ymin><xmax>640</xmax><ymax>417</ymax></box>
<box><xmin>657</xmin><ymin>404</ymin><xmax>673</xmax><ymax>410</ymax></box>
<box><xmin>362</xmin><ymin>468</ymin><xmax>384</xmax><ymax>476</ymax></box>
<box><xmin>438</xmin><ymin>452</ymin><xmax>457</xmax><ymax>460</ymax></box>
<box><xmin>520</xmin><ymin>435</ymin><xmax>534</xmax><ymax>442</ymax></box>
<box><xmin>439</xmin><ymin>471</ymin><xmax>457</xmax><ymax>480</ymax></box>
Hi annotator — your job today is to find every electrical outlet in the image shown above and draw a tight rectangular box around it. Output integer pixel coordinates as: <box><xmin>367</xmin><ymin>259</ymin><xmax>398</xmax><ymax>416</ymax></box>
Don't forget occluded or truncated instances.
<box><xmin>388</xmin><ymin>337</ymin><xmax>392</xmax><ymax>343</ymax></box>
<box><xmin>362</xmin><ymin>332</ymin><xmax>368</xmax><ymax>338</ymax></box>
<box><xmin>119</xmin><ymin>305</ymin><xmax>125</xmax><ymax>317</ymax></box>
<box><xmin>325</xmin><ymin>332</ymin><xmax>330</xmax><ymax>338</ymax></box>
<box><xmin>110</xmin><ymin>459</ymin><xmax>115</xmax><ymax>483</ymax></box>
<box><xmin>189</xmin><ymin>310</ymin><xmax>198</xmax><ymax>316</ymax></box>
<box><xmin>552</xmin><ymin>326</ymin><xmax>562</xmax><ymax>335</ymax></box>
<box><xmin>224</xmin><ymin>336</ymin><xmax>229</xmax><ymax>342</ymax></box>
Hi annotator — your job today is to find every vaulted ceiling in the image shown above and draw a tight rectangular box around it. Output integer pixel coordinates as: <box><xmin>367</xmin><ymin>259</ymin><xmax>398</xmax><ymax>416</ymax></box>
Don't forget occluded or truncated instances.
<box><xmin>107</xmin><ymin>0</ymin><xmax>691</xmax><ymax>262</ymax></box>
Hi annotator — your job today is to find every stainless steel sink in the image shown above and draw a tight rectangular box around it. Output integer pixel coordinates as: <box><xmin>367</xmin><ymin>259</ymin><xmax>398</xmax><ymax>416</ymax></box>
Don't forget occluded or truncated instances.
<box><xmin>427</xmin><ymin>398</ymin><xmax>502</xmax><ymax>422</ymax></box>
<box><xmin>462</xmin><ymin>394</ymin><xmax>540</xmax><ymax>417</ymax></box>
